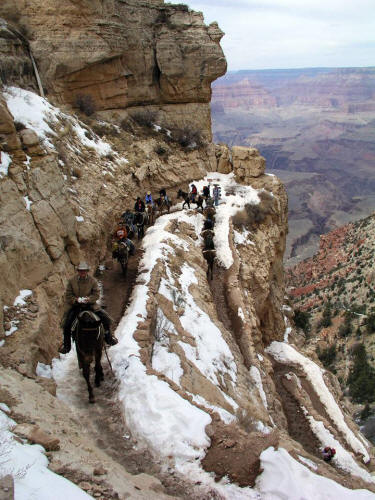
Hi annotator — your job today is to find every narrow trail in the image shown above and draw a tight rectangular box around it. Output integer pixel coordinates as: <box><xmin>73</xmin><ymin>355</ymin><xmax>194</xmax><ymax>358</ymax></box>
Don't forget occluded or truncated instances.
<box><xmin>209</xmin><ymin>265</ymin><xmax>233</xmax><ymax>332</ymax></box>
<box><xmin>56</xmin><ymin>242</ymin><xmax>160</xmax><ymax>477</ymax></box>
<box><xmin>55</xmin><ymin>219</ymin><xmax>195</xmax><ymax>499</ymax></box>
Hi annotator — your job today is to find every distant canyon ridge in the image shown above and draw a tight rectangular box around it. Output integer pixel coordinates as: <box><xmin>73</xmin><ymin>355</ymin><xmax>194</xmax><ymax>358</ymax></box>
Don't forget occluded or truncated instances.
<box><xmin>211</xmin><ymin>67</ymin><xmax>375</xmax><ymax>266</ymax></box>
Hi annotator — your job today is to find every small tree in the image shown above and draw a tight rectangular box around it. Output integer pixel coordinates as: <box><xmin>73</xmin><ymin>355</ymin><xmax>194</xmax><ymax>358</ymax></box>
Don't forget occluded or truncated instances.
<box><xmin>366</xmin><ymin>313</ymin><xmax>375</xmax><ymax>333</ymax></box>
<box><xmin>75</xmin><ymin>94</ymin><xmax>96</xmax><ymax>116</ymax></box>
<box><xmin>320</xmin><ymin>301</ymin><xmax>332</xmax><ymax>328</ymax></box>
<box><xmin>348</xmin><ymin>344</ymin><xmax>375</xmax><ymax>403</ymax></box>
<box><xmin>317</xmin><ymin>344</ymin><xmax>337</xmax><ymax>369</ymax></box>
<box><xmin>294</xmin><ymin>309</ymin><xmax>311</xmax><ymax>335</ymax></box>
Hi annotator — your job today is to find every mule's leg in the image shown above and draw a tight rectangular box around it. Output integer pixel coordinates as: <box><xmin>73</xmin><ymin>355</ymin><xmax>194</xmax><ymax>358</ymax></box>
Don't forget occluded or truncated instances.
<box><xmin>94</xmin><ymin>356</ymin><xmax>104</xmax><ymax>387</ymax></box>
<box><xmin>82</xmin><ymin>361</ymin><xmax>95</xmax><ymax>403</ymax></box>
<box><xmin>77</xmin><ymin>350</ymin><xmax>83</xmax><ymax>370</ymax></box>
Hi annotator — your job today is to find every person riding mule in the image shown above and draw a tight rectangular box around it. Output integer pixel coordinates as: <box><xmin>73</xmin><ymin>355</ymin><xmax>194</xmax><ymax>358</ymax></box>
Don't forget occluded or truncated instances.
<box><xmin>59</xmin><ymin>262</ymin><xmax>118</xmax><ymax>354</ymax></box>
<box><xmin>156</xmin><ymin>188</ymin><xmax>171</xmax><ymax>214</ymax></box>
<box><xmin>145</xmin><ymin>191</ymin><xmax>156</xmax><ymax>224</ymax></box>
<box><xmin>134</xmin><ymin>197</ymin><xmax>145</xmax><ymax>213</ymax></box>
<box><xmin>202</xmin><ymin>237</ymin><xmax>216</xmax><ymax>280</ymax></box>
<box><xmin>134</xmin><ymin>211</ymin><xmax>146</xmax><ymax>239</ymax></box>
<box><xmin>190</xmin><ymin>184</ymin><xmax>198</xmax><ymax>202</ymax></box>
<box><xmin>159</xmin><ymin>188</ymin><xmax>169</xmax><ymax>202</ymax></box>
<box><xmin>145</xmin><ymin>191</ymin><xmax>154</xmax><ymax>206</ymax></box>
<box><xmin>112</xmin><ymin>221</ymin><xmax>134</xmax><ymax>258</ymax></box>
<box><xmin>122</xmin><ymin>210</ymin><xmax>136</xmax><ymax>239</ymax></box>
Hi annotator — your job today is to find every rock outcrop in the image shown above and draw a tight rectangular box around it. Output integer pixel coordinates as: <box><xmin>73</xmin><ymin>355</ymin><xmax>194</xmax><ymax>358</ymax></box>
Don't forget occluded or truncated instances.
<box><xmin>0</xmin><ymin>1</ymin><xmax>226</xmax><ymax>138</ymax></box>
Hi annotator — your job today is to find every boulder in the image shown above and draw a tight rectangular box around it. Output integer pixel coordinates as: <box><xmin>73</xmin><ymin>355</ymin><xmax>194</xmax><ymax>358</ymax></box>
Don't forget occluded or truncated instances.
<box><xmin>13</xmin><ymin>423</ymin><xmax>60</xmax><ymax>451</ymax></box>
<box><xmin>232</xmin><ymin>146</ymin><xmax>266</xmax><ymax>181</ymax></box>
<box><xmin>19</xmin><ymin>128</ymin><xmax>39</xmax><ymax>147</ymax></box>
<box><xmin>0</xmin><ymin>475</ymin><xmax>13</xmax><ymax>500</ymax></box>
<box><xmin>215</xmin><ymin>144</ymin><xmax>232</xmax><ymax>174</ymax></box>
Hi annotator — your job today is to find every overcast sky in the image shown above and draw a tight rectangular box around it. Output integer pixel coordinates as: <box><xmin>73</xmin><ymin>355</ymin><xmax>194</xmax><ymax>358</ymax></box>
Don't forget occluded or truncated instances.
<box><xmin>167</xmin><ymin>0</ymin><xmax>375</xmax><ymax>71</ymax></box>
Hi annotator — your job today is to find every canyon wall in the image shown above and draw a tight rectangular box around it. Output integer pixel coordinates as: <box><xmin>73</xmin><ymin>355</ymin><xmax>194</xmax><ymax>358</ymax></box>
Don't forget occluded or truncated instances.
<box><xmin>0</xmin><ymin>0</ymin><xmax>226</xmax><ymax>139</ymax></box>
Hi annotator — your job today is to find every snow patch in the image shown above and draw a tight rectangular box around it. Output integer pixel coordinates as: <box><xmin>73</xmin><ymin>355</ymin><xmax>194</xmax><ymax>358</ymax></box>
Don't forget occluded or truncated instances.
<box><xmin>187</xmin><ymin>393</ymin><xmax>235</xmax><ymax>425</ymax></box>
<box><xmin>36</xmin><ymin>362</ymin><xmax>53</xmax><ymax>379</ymax></box>
<box><xmin>14</xmin><ymin>290</ymin><xmax>32</xmax><ymax>307</ymax></box>
<box><xmin>266</xmin><ymin>341</ymin><xmax>370</xmax><ymax>462</ymax></box>
<box><xmin>23</xmin><ymin>196</ymin><xmax>33</xmax><ymax>211</ymax></box>
<box><xmin>249</xmin><ymin>366</ymin><xmax>268</xmax><ymax>409</ymax></box>
<box><xmin>0</xmin><ymin>152</ymin><xmax>12</xmax><ymax>178</ymax></box>
<box><xmin>257</xmin><ymin>447</ymin><xmax>374</xmax><ymax>499</ymax></box>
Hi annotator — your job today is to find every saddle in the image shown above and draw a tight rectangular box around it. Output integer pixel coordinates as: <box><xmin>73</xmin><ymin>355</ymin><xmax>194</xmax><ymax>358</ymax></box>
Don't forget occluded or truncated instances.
<box><xmin>72</xmin><ymin>310</ymin><xmax>101</xmax><ymax>334</ymax></box>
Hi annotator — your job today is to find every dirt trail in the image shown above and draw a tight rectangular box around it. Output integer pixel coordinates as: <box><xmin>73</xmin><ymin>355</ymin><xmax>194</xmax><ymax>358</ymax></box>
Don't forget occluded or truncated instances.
<box><xmin>209</xmin><ymin>265</ymin><xmax>233</xmax><ymax>332</ymax></box>
<box><xmin>56</xmin><ymin>225</ymin><xmax>197</xmax><ymax>499</ymax></box>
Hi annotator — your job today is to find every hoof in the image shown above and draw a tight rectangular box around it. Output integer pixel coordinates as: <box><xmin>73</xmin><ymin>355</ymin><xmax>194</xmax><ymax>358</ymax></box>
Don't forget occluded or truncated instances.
<box><xmin>95</xmin><ymin>380</ymin><xmax>101</xmax><ymax>387</ymax></box>
<box><xmin>89</xmin><ymin>396</ymin><xmax>95</xmax><ymax>404</ymax></box>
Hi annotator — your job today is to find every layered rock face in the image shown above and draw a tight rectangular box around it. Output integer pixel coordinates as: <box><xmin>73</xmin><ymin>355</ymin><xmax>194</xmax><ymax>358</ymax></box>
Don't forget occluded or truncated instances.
<box><xmin>213</xmin><ymin>78</ymin><xmax>277</xmax><ymax>109</ymax></box>
<box><xmin>0</xmin><ymin>19</ymin><xmax>37</xmax><ymax>91</ymax></box>
<box><xmin>0</xmin><ymin>1</ymin><xmax>226</xmax><ymax>138</ymax></box>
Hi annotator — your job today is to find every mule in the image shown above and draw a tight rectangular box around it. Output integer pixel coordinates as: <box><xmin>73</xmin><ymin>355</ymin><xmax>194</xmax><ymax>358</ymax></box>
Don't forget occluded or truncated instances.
<box><xmin>202</xmin><ymin>230</ymin><xmax>215</xmax><ymax>250</ymax></box>
<box><xmin>155</xmin><ymin>196</ymin><xmax>171</xmax><ymax>215</ymax></box>
<box><xmin>74</xmin><ymin>308</ymin><xmax>104</xmax><ymax>404</ymax></box>
<box><xmin>203</xmin><ymin>218</ymin><xmax>214</xmax><ymax>231</ymax></box>
<box><xmin>203</xmin><ymin>249</ymin><xmax>216</xmax><ymax>280</ymax></box>
<box><xmin>117</xmin><ymin>241</ymin><xmax>129</xmax><ymax>276</ymax></box>
<box><xmin>204</xmin><ymin>206</ymin><xmax>216</xmax><ymax>222</ymax></box>
<box><xmin>177</xmin><ymin>190</ymin><xmax>204</xmax><ymax>212</ymax></box>
<box><xmin>177</xmin><ymin>189</ymin><xmax>191</xmax><ymax>209</ymax></box>
<box><xmin>145</xmin><ymin>203</ymin><xmax>155</xmax><ymax>225</ymax></box>
<box><xmin>122</xmin><ymin>211</ymin><xmax>136</xmax><ymax>239</ymax></box>
<box><xmin>195</xmin><ymin>195</ymin><xmax>204</xmax><ymax>212</ymax></box>
<box><xmin>134</xmin><ymin>211</ymin><xmax>146</xmax><ymax>239</ymax></box>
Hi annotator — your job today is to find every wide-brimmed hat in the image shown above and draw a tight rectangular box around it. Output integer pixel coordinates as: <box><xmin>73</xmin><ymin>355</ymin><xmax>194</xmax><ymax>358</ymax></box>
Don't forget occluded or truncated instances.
<box><xmin>77</xmin><ymin>261</ymin><xmax>90</xmax><ymax>271</ymax></box>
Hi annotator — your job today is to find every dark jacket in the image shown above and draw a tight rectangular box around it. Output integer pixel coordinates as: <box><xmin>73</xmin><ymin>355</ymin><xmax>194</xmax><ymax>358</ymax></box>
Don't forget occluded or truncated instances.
<box><xmin>134</xmin><ymin>200</ymin><xmax>145</xmax><ymax>212</ymax></box>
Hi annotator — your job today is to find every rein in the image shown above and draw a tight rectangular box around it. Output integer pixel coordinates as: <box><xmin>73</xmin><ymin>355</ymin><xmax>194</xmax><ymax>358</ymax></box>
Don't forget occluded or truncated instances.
<box><xmin>103</xmin><ymin>343</ymin><xmax>114</xmax><ymax>375</ymax></box>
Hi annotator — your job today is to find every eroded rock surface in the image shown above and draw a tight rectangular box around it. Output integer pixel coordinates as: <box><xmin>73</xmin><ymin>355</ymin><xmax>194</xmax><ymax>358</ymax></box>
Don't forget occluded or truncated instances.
<box><xmin>0</xmin><ymin>1</ymin><xmax>226</xmax><ymax>137</ymax></box>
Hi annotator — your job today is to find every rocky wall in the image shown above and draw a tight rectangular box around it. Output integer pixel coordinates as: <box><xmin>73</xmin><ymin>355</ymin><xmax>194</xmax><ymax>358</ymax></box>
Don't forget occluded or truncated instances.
<box><xmin>0</xmin><ymin>1</ymin><xmax>226</xmax><ymax>139</ymax></box>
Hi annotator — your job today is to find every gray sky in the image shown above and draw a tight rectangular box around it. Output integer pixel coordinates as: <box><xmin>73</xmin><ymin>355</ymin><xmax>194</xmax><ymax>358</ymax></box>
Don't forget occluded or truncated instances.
<box><xmin>167</xmin><ymin>0</ymin><xmax>375</xmax><ymax>70</ymax></box>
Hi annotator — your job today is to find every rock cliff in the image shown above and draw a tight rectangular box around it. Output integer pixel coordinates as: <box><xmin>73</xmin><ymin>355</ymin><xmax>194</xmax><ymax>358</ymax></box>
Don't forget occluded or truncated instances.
<box><xmin>0</xmin><ymin>3</ymin><xmax>374</xmax><ymax>498</ymax></box>
<box><xmin>0</xmin><ymin>0</ymin><xmax>226</xmax><ymax>139</ymax></box>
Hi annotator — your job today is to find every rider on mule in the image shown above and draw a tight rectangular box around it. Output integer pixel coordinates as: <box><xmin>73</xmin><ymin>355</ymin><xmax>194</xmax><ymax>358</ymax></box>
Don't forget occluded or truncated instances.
<box><xmin>159</xmin><ymin>188</ymin><xmax>169</xmax><ymax>202</ymax></box>
<box><xmin>134</xmin><ymin>197</ymin><xmax>145</xmax><ymax>212</ymax></box>
<box><xmin>145</xmin><ymin>191</ymin><xmax>154</xmax><ymax>206</ymax></box>
<box><xmin>59</xmin><ymin>262</ymin><xmax>118</xmax><ymax>354</ymax></box>
<box><xmin>190</xmin><ymin>184</ymin><xmax>197</xmax><ymax>202</ymax></box>
<box><xmin>112</xmin><ymin>221</ymin><xmax>135</xmax><ymax>256</ymax></box>
<box><xmin>202</xmin><ymin>185</ymin><xmax>210</xmax><ymax>199</ymax></box>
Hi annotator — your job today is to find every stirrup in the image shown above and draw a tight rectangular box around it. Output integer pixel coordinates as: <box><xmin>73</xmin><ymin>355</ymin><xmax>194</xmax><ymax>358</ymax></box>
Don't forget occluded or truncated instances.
<box><xmin>105</xmin><ymin>334</ymin><xmax>118</xmax><ymax>346</ymax></box>
<box><xmin>58</xmin><ymin>343</ymin><xmax>71</xmax><ymax>354</ymax></box>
